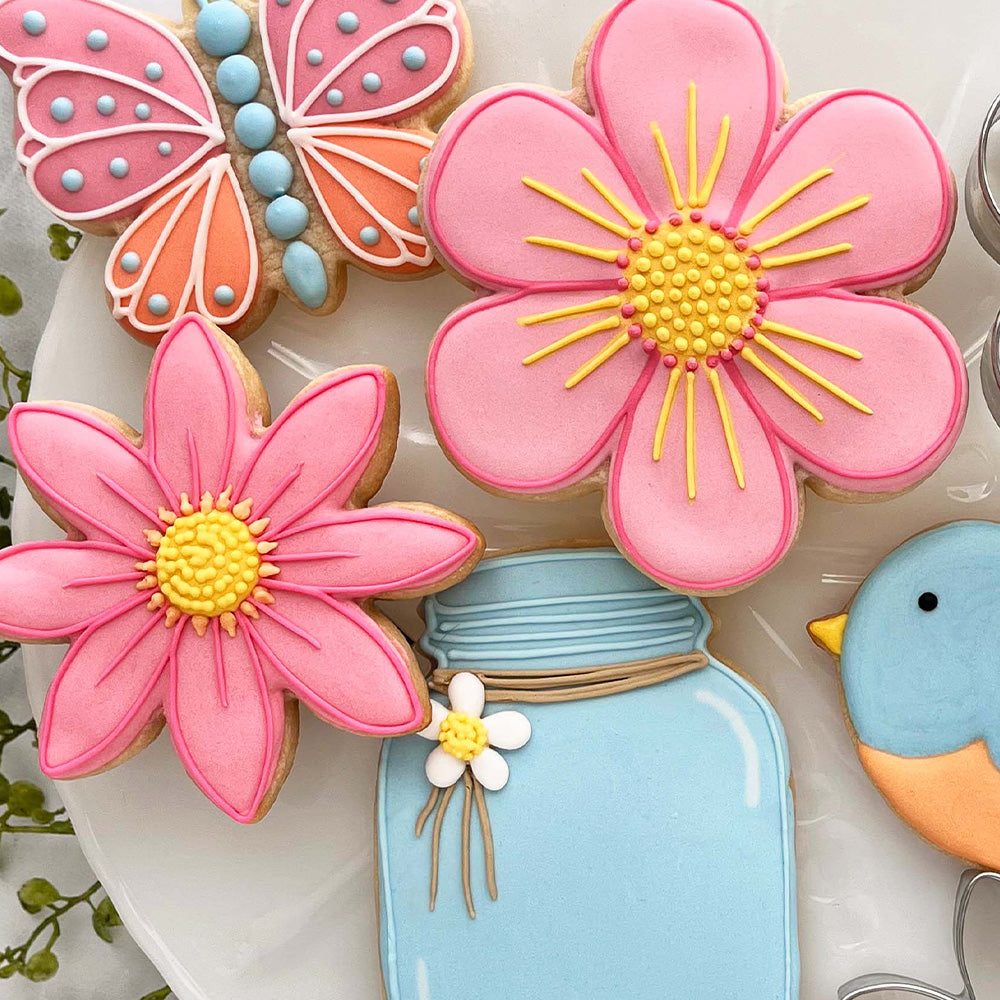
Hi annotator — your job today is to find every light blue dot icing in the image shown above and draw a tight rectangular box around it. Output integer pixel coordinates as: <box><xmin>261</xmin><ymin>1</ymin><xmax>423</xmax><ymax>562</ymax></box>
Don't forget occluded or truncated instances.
<box><xmin>401</xmin><ymin>45</ymin><xmax>426</xmax><ymax>71</ymax></box>
<box><xmin>326</xmin><ymin>89</ymin><xmax>344</xmax><ymax>107</ymax></box>
<box><xmin>50</xmin><ymin>98</ymin><xmax>74</xmax><ymax>123</ymax></box>
<box><xmin>362</xmin><ymin>72</ymin><xmax>382</xmax><ymax>93</ymax></box>
<box><xmin>21</xmin><ymin>11</ymin><xmax>46</xmax><ymax>35</ymax></box>
<box><xmin>307</xmin><ymin>49</ymin><xmax>323</xmax><ymax>66</ymax></box>
<box><xmin>195</xmin><ymin>0</ymin><xmax>251</xmax><ymax>58</ymax></box>
<box><xmin>109</xmin><ymin>157</ymin><xmax>129</xmax><ymax>179</ymax></box>
<box><xmin>336</xmin><ymin>11</ymin><xmax>359</xmax><ymax>32</ymax></box>
<box><xmin>148</xmin><ymin>294</ymin><xmax>170</xmax><ymax>317</ymax></box>
<box><xmin>61</xmin><ymin>169</ymin><xmax>84</xmax><ymax>193</ymax></box>
<box><xmin>360</xmin><ymin>226</ymin><xmax>380</xmax><ymax>246</ymax></box>
<box><xmin>158</xmin><ymin>141</ymin><xmax>173</xmax><ymax>156</ymax></box>
<box><xmin>282</xmin><ymin>242</ymin><xmax>327</xmax><ymax>309</ymax></box>
<box><xmin>275</xmin><ymin>0</ymin><xmax>291</xmax><ymax>5</ymax></box>
<box><xmin>214</xmin><ymin>285</ymin><xmax>236</xmax><ymax>306</ymax></box>
<box><xmin>121</xmin><ymin>252</ymin><xmax>141</xmax><ymax>274</ymax></box>
<box><xmin>145</xmin><ymin>62</ymin><xmax>164</xmax><ymax>82</ymax></box>
<box><xmin>96</xmin><ymin>95</ymin><xmax>116</xmax><ymax>116</ymax></box>
<box><xmin>419</xmin><ymin>156</ymin><xmax>428</xmax><ymax>170</ymax></box>
<box><xmin>234</xmin><ymin>102</ymin><xmax>276</xmax><ymax>150</ymax></box>
<box><xmin>248</xmin><ymin>150</ymin><xmax>294</xmax><ymax>199</ymax></box>
<box><xmin>86</xmin><ymin>29</ymin><xmax>108</xmax><ymax>51</ymax></box>
<box><xmin>217</xmin><ymin>54</ymin><xmax>260</xmax><ymax>105</ymax></box>
<box><xmin>407</xmin><ymin>206</ymin><xmax>419</xmax><ymax>226</ymax></box>
<box><xmin>135</xmin><ymin>103</ymin><xmax>151</xmax><ymax>120</ymax></box>
<box><xmin>266</xmin><ymin>196</ymin><xmax>309</xmax><ymax>240</ymax></box>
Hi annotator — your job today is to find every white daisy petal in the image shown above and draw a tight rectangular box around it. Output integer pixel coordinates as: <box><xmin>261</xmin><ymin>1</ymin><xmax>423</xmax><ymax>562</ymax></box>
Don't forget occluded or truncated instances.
<box><xmin>484</xmin><ymin>710</ymin><xmax>532</xmax><ymax>750</ymax></box>
<box><xmin>448</xmin><ymin>672</ymin><xmax>485</xmax><ymax>718</ymax></box>
<box><xmin>471</xmin><ymin>747</ymin><xmax>510</xmax><ymax>791</ymax></box>
<box><xmin>417</xmin><ymin>700</ymin><xmax>450</xmax><ymax>740</ymax></box>
<box><xmin>425</xmin><ymin>746</ymin><xmax>467</xmax><ymax>788</ymax></box>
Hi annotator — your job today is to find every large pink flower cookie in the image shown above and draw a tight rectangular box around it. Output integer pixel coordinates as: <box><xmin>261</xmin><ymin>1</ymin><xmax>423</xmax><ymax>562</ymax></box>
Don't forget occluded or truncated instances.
<box><xmin>422</xmin><ymin>0</ymin><xmax>968</xmax><ymax>594</ymax></box>
<box><xmin>0</xmin><ymin>315</ymin><xmax>483</xmax><ymax>822</ymax></box>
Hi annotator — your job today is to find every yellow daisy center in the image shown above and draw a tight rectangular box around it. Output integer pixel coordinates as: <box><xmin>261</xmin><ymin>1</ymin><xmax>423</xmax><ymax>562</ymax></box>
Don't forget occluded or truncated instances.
<box><xmin>438</xmin><ymin>711</ymin><xmax>489</xmax><ymax>761</ymax></box>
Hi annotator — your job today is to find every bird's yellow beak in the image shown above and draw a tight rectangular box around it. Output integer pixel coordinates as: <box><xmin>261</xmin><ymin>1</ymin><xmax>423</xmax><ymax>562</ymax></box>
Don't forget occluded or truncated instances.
<box><xmin>808</xmin><ymin>612</ymin><xmax>848</xmax><ymax>657</ymax></box>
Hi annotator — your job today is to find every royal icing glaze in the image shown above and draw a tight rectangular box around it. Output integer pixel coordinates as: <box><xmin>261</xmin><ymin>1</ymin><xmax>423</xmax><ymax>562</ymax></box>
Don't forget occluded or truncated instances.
<box><xmin>0</xmin><ymin>313</ymin><xmax>484</xmax><ymax>823</ymax></box>
<box><xmin>422</xmin><ymin>0</ymin><xmax>967</xmax><ymax>595</ymax></box>
<box><xmin>809</xmin><ymin>521</ymin><xmax>1000</xmax><ymax>872</ymax></box>
<box><xmin>378</xmin><ymin>548</ymin><xmax>798</xmax><ymax>998</ymax></box>
<box><xmin>0</xmin><ymin>0</ymin><xmax>471</xmax><ymax>342</ymax></box>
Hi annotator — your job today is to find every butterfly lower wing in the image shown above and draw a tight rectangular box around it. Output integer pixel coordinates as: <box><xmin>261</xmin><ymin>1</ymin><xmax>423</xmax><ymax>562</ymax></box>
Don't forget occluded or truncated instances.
<box><xmin>292</xmin><ymin>125</ymin><xmax>434</xmax><ymax>273</ymax></box>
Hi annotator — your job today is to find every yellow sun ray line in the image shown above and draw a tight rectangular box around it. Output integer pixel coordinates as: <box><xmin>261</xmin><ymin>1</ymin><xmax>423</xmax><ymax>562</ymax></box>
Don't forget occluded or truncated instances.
<box><xmin>687</xmin><ymin>83</ymin><xmax>698</xmax><ymax>207</ymax></box>
<box><xmin>518</xmin><ymin>295</ymin><xmax>623</xmax><ymax>327</ymax></box>
<box><xmin>522</xmin><ymin>316</ymin><xmax>622</xmax><ymax>366</ymax></box>
<box><xmin>739</xmin><ymin>167</ymin><xmax>836</xmax><ymax>236</ymax></box>
<box><xmin>697</xmin><ymin>116</ymin><xmax>731</xmax><ymax>208</ymax></box>
<box><xmin>650</xmin><ymin>122</ymin><xmax>685</xmax><ymax>211</ymax></box>
<box><xmin>565</xmin><ymin>331</ymin><xmax>632</xmax><ymax>389</ymax></box>
<box><xmin>580</xmin><ymin>168</ymin><xmax>645</xmax><ymax>229</ymax></box>
<box><xmin>758</xmin><ymin>319</ymin><xmax>862</xmax><ymax>359</ymax></box>
<box><xmin>753</xmin><ymin>334</ymin><xmax>873</xmax><ymax>414</ymax></box>
<box><xmin>522</xmin><ymin>177</ymin><xmax>632</xmax><ymax>239</ymax></box>
<box><xmin>751</xmin><ymin>195</ymin><xmax>871</xmax><ymax>254</ymax></box>
<box><xmin>653</xmin><ymin>365</ymin><xmax>683</xmax><ymax>462</ymax></box>
<box><xmin>741</xmin><ymin>345</ymin><xmax>824</xmax><ymax>422</ymax></box>
<box><xmin>685</xmin><ymin>369</ymin><xmax>697</xmax><ymax>501</ymax></box>
<box><xmin>706</xmin><ymin>366</ymin><xmax>745</xmax><ymax>489</ymax></box>
<box><xmin>525</xmin><ymin>237</ymin><xmax>623</xmax><ymax>263</ymax></box>
<box><xmin>760</xmin><ymin>243</ymin><xmax>852</xmax><ymax>270</ymax></box>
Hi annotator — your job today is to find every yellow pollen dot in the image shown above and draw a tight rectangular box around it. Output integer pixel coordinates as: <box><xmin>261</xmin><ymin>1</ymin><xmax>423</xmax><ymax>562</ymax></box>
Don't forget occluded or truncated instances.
<box><xmin>708</xmin><ymin>314</ymin><xmax>720</xmax><ymax>328</ymax></box>
<box><xmin>725</xmin><ymin>315</ymin><xmax>743</xmax><ymax>334</ymax></box>
<box><xmin>735</xmin><ymin>274</ymin><xmax>751</xmax><ymax>289</ymax></box>
<box><xmin>696</xmin><ymin>253</ymin><xmax>710</xmax><ymax>268</ymax></box>
<box><xmin>711</xmin><ymin>331</ymin><xmax>727</xmax><ymax>348</ymax></box>
<box><xmin>674</xmin><ymin>336</ymin><xmax>689</xmax><ymax>351</ymax></box>
<box><xmin>647</xmin><ymin>241</ymin><xmax>664</xmax><ymax>257</ymax></box>
<box><xmin>631</xmin><ymin>275</ymin><xmax>647</xmax><ymax>290</ymax></box>
<box><xmin>703</xmin><ymin>279</ymin><xmax>717</xmax><ymax>294</ymax></box>
<box><xmin>711</xmin><ymin>265</ymin><xmax>726</xmax><ymax>280</ymax></box>
<box><xmin>720</xmin><ymin>281</ymin><xmax>733</xmax><ymax>295</ymax></box>
<box><xmin>660</xmin><ymin>306</ymin><xmax>674</xmax><ymax>320</ymax></box>
<box><xmin>673</xmin><ymin>318</ymin><xmax>686</xmax><ymax>331</ymax></box>
<box><xmin>719</xmin><ymin>298</ymin><xmax>731</xmax><ymax>311</ymax></box>
<box><xmin>637</xmin><ymin>257</ymin><xmax>651</xmax><ymax>272</ymax></box>
<box><xmin>688</xmin><ymin>286</ymin><xmax>701</xmax><ymax>300</ymax></box>
<box><xmin>644</xmin><ymin>312</ymin><xmax>658</xmax><ymax>328</ymax></box>
<box><xmin>693</xmin><ymin>337</ymin><xmax>708</xmax><ymax>354</ymax></box>
<box><xmin>634</xmin><ymin>295</ymin><xmax>649</xmax><ymax>310</ymax></box>
<box><xmin>696</xmin><ymin>300</ymin><xmax>709</xmax><ymax>315</ymax></box>
<box><xmin>669</xmin><ymin>288</ymin><xmax>683</xmax><ymax>302</ymax></box>
<box><xmin>672</xmin><ymin>273</ymin><xmax>686</xmax><ymax>287</ymax></box>
<box><xmin>708</xmin><ymin>236</ymin><xmax>725</xmax><ymax>253</ymax></box>
<box><xmin>677</xmin><ymin>247</ymin><xmax>693</xmax><ymax>263</ymax></box>
<box><xmin>666</xmin><ymin>232</ymin><xmax>682</xmax><ymax>247</ymax></box>
<box><xmin>691</xmin><ymin>321</ymin><xmax>706</xmax><ymax>336</ymax></box>
<box><xmin>656</xmin><ymin>326</ymin><xmax>671</xmax><ymax>342</ymax></box>
<box><xmin>663</xmin><ymin>255</ymin><xmax>677</xmax><ymax>270</ymax></box>
<box><xmin>438</xmin><ymin>711</ymin><xmax>489</xmax><ymax>761</ymax></box>
<box><xmin>688</xmin><ymin>229</ymin><xmax>705</xmax><ymax>244</ymax></box>
<box><xmin>686</xmin><ymin>268</ymin><xmax>701</xmax><ymax>283</ymax></box>
<box><xmin>650</xmin><ymin>289</ymin><xmax>665</xmax><ymax>304</ymax></box>
<box><xmin>724</xmin><ymin>253</ymin><xmax>740</xmax><ymax>270</ymax></box>
<box><xmin>737</xmin><ymin>295</ymin><xmax>754</xmax><ymax>311</ymax></box>
<box><xmin>680</xmin><ymin>302</ymin><xmax>693</xmax><ymax>316</ymax></box>
<box><xmin>650</xmin><ymin>271</ymin><xmax>666</xmax><ymax>286</ymax></box>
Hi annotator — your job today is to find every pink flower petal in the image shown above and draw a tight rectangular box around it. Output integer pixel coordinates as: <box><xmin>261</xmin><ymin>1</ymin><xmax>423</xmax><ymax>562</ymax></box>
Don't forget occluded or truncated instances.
<box><xmin>423</xmin><ymin>87</ymin><xmax>643</xmax><ymax>289</ymax></box>
<box><xmin>38</xmin><ymin>602</ymin><xmax>172</xmax><ymax>778</ymax></box>
<box><xmin>248</xmin><ymin>589</ymin><xmax>425</xmax><ymax>734</ymax></box>
<box><xmin>607</xmin><ymin>363</ymin><xmax>797</xmax><ymax>592</ymax></box>
<box><xmin>236</xmin><ymin>368</ymin><xmax>390</xmax><ymax>537</ymax></box>
<box><xmin>0</xmin><ymin>541</ymin><xmax>145</xmax><ymax>640</ymax></box>
<box><xmin>269</xmin><ymin>506</ymin><xmax>481</xmax><ymax>599</ymax></box>
<box><xmin>733</xmin><ymin>91</ymin><xmax>954</xmax><ymax>294</ymax></box>
<box><xmin>588</xmin><ymin>0</ymin><xmax>782</xmax><ymax>220</ymax></box>
<box><xmin>167</xmin><ymin>622</ymin><xmax>286</xmax><ymax>823</ymax></box>
<box><xmin>10</xmin><ymin>404</ymin><xmax>170</xmax><ymax>554</ymax></box>
<box><xmin>427</xmin><ymin>290</ymin><xmax>650</xmax><ymax>492</ymax></box>
<box><xmin>144</xmin><ymin>316</ymin><xmax>249</xmax><ymax>504</ymax></box>
<box><xmin>733</xmin><ymin>292</ymin><xmax>967</xmax><ymax>493</ymax></box>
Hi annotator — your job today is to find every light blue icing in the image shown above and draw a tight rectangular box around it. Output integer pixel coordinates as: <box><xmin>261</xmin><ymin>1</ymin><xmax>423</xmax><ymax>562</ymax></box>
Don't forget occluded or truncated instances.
<box><xmin>359</xmin><ymin>226</ymin><xmax>380</xmax><ymax>246</ymax></box>
<box><xmin>148</xmin><ymin>294</ymin><xmax>170</xmax><ymax>317</ymax></box>
<box><xmin>120</xmin><ymin>252</ymin><xmax>141</xmax><ymax>274</ymax></box>
<box><xmin>337</xmin><ymin>11</ymin><xmax>360</xmax><ymax>32</ymax></box>
<box><xmin>842</xmin><ymin>521</ymin><xmax>1000</xmax><ymax>764</ymax></box>
<box><xmin>86</xmin><ymin>29</ymin><xmax>108</xmax><ymax>51</ymax></box>
<box><xmin>282</xmin><ymin>241</ymin><xmax>327</xmax><ymax>309</ymax></box>
<box><xmin>50</xmin><ymin>98</ymin><xmax>74</xmax><ymax>123</ymax></box>
<box><xmin>248</xmin><ymin>150</ymin><xmax>293</xmax><ymax>199</ymax></box>
<box><xmin>378</xmin><ymin>549</ymin><xmax>798</xmax><ymax>1000</ymax></box>
<box><xmin>407</xmin><ymin>206</ymin><xmax>419</xmax><ymax>226</ymax></box>
<box><xmin>145</xmin><ymin>62</ymin><xmax>164</xmax><ymax>82</ymax></box>
<box><xmin>217</xmin><ymin>55</ymin><xmax>260</xmax><ymax>105</ymax></box>
<box><xmin>61</xmin><ymin>169</ymin><xmax>84</xmax><ymax>193</ymax></box>
<box><xmin>195</xmin><ymin>0</ymin><xmax>251</xmax><ymax>58</ymax></box>
<box><xmin>266</xmin><ymin>196</ymin><xmax>309</xmax><ymax>240</ymax></box>
<box><xmin>214</xmin><ymin>285</ymin><xmax>236</xmax><ymax>306</ymax></box>
<box><xmin>275</xmin><ymin>0</ymin><xmax>291</xmax><ymax>6</ymax></box>
<box><xmin>234</xmin><ymin>102</ymin><xmax>276</xmax><ymax>150</ymax></box>
<box><xmin>96</xmin><ymin>95</ymin><xmax>116</xmax><ymax>116</ymax></box>
<box><xmin>158</xmin><ymin>141</ymin><xmax>173</xmax><ymax>157</ymax></box>
<box><xmin>401</xmin><ymin>45</ymin><xmax>426</xmax><ymax>71</ymax></box>
<box><xmin>362</xmin><ymin>72</ymin><xmax>382</xmax><ymax>93</ymax></box>
<box><xmin>134</xmin><ymin>103</ymin><xmax>151</xmax><ymax>120</ymax></box>
<box><xmin>21</xmin><ymin>11</ymin><xmax>46</xmax><ymax>36</ymax></box>
<box><xmin>306</xmin><ymin>48</ymin><xmax>323</xmax><ymax>66</ymax></box>
<box><xmin>109</xmin><ymin>157</ymin><xmax>129</xmax><ymax>179</ymax></box>
<box><xmin>326</xmin><ymin>89</ymin><xmax>344</xmax><ymax>107</ymax></box>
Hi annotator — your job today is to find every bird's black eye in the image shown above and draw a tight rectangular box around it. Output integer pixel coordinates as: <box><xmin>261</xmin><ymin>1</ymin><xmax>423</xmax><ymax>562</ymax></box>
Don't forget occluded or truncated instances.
<box><xmin>918</xmin><ymin>592</ymin><xmax>939</xmax><ymax>612</ymax></box>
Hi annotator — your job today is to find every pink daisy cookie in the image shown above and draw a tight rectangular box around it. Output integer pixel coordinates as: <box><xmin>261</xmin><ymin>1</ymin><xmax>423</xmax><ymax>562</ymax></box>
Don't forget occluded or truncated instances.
<box><xmin>422</xmin><ymin>0</ymin><xmax>968</xmax><ymax>595</ymax></box>
<box><xmin>0</xmin><ymin>314</ymin><xmax>484</xmax><ymax>822</ymax></box>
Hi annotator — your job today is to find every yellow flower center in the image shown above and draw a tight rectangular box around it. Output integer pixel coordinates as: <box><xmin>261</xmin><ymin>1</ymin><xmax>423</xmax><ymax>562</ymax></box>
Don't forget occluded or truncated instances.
<box><xmin>438</xmin><ymin>711</ymin><xmax>489</xmax><ymax>761</ymax></box>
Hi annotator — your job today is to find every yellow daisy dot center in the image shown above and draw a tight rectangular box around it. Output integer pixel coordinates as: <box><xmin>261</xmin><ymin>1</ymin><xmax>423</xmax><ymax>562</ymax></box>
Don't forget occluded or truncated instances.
<box><xmin>438</xmin><ymin>711</ymin><xmax>489</xmax><ymax>761</ymax></box>
<box><xmin>156</xmin><ymin>509</ymin><xmax>260</xmax><ymax>618</ymax></box>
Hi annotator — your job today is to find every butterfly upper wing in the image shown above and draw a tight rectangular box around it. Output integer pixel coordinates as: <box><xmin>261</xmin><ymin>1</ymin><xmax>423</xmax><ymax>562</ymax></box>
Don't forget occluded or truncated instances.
<box><xmin>0</xmin><ymin>0</ymin><xmax>224</xmax><ymax>223</ymax></box>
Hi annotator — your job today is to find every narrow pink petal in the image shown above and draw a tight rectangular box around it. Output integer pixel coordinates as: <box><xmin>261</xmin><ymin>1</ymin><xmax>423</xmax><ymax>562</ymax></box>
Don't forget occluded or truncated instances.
<box><xmin>0</xmin><ymin>541</ymin><xmax>143</xmax><ymax>640</ymax></box>
<box><xmin>734</xmin><ymin>292</ymin><xmax>967</xmax><ymax>493</ymax></box>
<box><xmin>144</xmin><ymin>316</ymin><xmax>248</xmax><ymax>504</ymax></box>
<box><xmin>248</xmin><ymin>590</ymin><xmax>425</xmax><ymax>735</ymax></box>
<box><xmin>271</xmin><ymin>506</ymin><xmax>480</xmax><ymax>598</ymax></box>
<box><xmin>167</xmin><ymin>621</ymin><xmax>285</xmax><ymax>823</ymax></box>
<box><xmin>236</xmin><ymin>368</ymin><xmax>389</xmax><ymax>535</ymax></box>
<box><xmin>427</xmin><ymin>290</ymin><xmax>649</xmax><ymax>493</ymax></box>
<box><xmin>38</xmin><ymin>602</ymin><xmax>172</xmax><ymax>778</ymax></box>
<box><xmin>734</xmin><ymin>91</ymin><xmax>954</xmax><ymax>293</ymax></box>
<box><xmin>423</xmin><ymin>87</ymin><xmax>643</xmax><ymax>289</ymax></box>
<box><xmin>588</xmin><ymin>0</ymin><xmax>782</xmax><ymax>220</ymax></box>
<box><xmin>607</xmin><ymin>364</ymin><xmax>797</xmax><ymax>593</ymax></box>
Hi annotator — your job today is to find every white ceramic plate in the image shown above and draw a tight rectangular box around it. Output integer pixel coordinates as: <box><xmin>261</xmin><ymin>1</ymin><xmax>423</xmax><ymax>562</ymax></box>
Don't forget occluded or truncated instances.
<box><xmin>13</xmin><ymin>0</ymin><xmax>1000</xmax><ymax>996</ymax></box>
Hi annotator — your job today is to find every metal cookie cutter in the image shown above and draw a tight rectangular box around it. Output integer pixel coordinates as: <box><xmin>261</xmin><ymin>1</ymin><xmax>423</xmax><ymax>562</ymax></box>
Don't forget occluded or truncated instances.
<box><xmin>838</xmin><ymin>870</ymin><xmax>1000</xmax><ymax>1000</ymax></box>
